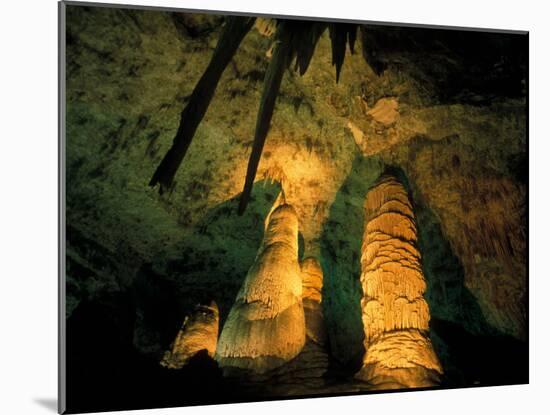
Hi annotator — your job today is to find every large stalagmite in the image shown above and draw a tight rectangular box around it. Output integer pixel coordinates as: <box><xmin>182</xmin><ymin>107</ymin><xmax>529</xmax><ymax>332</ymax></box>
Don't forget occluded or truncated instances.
<box><xmin>356</xmin><ymin>174</ymin><xmax>443</xmax><ymax>389</ymax></box>
<box><xmin>160</xmin><ymin>301</ymin><xmax>219</xmax><ymax>369</ymax></box>
<box><xmin>215</xmin><ymin>204</ymin><xmax>306</xmax><ymax>374</ymax></box>
<box><xmin>227</xmin><ymin>257</ymin><xmax>329</xmax><ymax>397</ymax></box>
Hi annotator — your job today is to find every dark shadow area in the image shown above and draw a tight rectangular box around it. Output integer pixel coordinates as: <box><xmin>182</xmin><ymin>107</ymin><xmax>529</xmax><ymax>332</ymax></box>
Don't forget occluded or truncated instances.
<box><xmin>319</xmin><ymin>154</ymin><xmax>384</xmax><ymax>374</ymax></box>
<box><xmin>132</xmin><ymin>180</ymin><xmax>281</xmax><ymax>356</ymax></box>
<box><xmin>66</xmin><ymin>291</ymin><xmax>230</xmax><ymax>413</ymax></box>
<box><xmin>431</xmin><ymin>318</ymin><xmax>528</xmax><ymax>386</ymax></box>
<box><xmin>361</xmin><ymin>26</ymin><xmax>527</xmax><ymax>105</ymax></box>
<box><xmin>389</xmin><ymin>164</ymin><xmax>528</xmax><ymax>387</ymax></box>
<box><xmin>65</xmin><ymin>180</ymin><xmax>281</xmax><ymax>413</ymax></box>
<box><xmin>298</xmin><ymin>231</ymin><xmax>305</xmax><ymax>260</ymax></box>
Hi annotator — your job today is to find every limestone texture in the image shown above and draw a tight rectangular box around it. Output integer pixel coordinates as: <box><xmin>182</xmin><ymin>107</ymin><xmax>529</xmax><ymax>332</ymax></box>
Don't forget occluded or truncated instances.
<box><xmin>215</xmin><ymin>204</ymin><xmax>306</xmax><ymax>373</ymax></box>
<box><xmin>225</xmin><ymin>257</ymin><xmax>329</xmax><ymax>396</ymax></box>
<box><xmin>355</xmin><ymin>175</ymin><xmax>443</xmax><ymax>388</ymax></box>
<box><xmin>160</xmin><ymin>301</ymin><xmax>219</xmax><ymax>369</ymax></box>
<box><xmin>301</xmin><ymin>257</ymin><xmax>326</xmax><ymax>345</ymax></box>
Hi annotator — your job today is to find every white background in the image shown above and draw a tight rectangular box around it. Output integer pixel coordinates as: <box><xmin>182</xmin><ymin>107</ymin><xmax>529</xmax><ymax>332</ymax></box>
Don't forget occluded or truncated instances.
<box><xmin>0</xmin><ymin>0</ymin><xmax>547</xmax><ymax>414</ymax></box>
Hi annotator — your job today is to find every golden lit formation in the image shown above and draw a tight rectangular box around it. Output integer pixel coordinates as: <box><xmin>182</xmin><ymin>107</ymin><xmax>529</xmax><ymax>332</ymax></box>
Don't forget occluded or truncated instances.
<box><xmin>215</xmin><ymin>203</ymin><xmax>306</xmax><ymax>374</ymax></box>
<box><xmin>160</xmin><ymin>301</ymin><xmax>219</xmax><ymax>369</ymax></box>
<box><xmin>169</xmin><ymin>177</ymin><xmax>442</xmax><ymax>390</ymax></box>
<box><xmin>301</xmin><ymin>257</ymin><xmax>326</xmax><ymax>345</ymax></box>
<box><xmin>355</xmin><ymin>175</ymin><xmax>442</xmax><ymax>388</ymax></box>
<box><xmin>162</xmin><ymin>177</ymin><xmax>444</xmax><ymax>388</ymax></box>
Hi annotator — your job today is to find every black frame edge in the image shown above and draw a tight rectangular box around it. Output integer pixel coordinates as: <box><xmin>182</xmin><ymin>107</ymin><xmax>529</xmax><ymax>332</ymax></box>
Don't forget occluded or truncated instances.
<box><xmin>58</xmin><ymin>1</ymin><xmax>67</xmax><ymax>414</ymax></box>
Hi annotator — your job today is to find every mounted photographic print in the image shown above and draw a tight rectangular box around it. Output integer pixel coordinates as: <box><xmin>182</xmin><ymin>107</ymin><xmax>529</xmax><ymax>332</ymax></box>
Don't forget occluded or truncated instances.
<box><xmin>58</xmin><ymin>1</ymin><xmax>528</xmax><ymax>413</ymax></box>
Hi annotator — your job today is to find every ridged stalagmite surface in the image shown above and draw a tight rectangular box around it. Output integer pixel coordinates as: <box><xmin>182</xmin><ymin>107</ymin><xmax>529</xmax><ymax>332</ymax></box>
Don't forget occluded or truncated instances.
<box><xmin>233</xmin><ymin>257</ymin><xmax>329</xmax><ymax>397</ymax></box>
<box><xmin>160</xmin><ymin>301</ymin><xmax>219</xmax><ymax>369</ymax></box>
<box><xmin>216</xmin><ymin>204</ymin><xmax>306</xmax><ymax>374</ymax></box>
<box><xmin>301</xmin><ymin>257</ymin><xmax>326</xmax><ymax>345</ymax></box>
<box><xmin>356</xmin><ymin>175</ymin><xmax>443</xmax><ymax>389</ymax></box>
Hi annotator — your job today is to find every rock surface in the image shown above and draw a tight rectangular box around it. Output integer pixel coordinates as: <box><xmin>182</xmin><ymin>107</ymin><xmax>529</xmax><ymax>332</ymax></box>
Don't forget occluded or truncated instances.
<box><xmin>301</xmin><ymin>257</ymin><xmax>327</xmax><ymax>345</ymax></box>
<box><xmin>215</xmin><ymin>203</ymin><xmax>306</xmax><ymax>374</ymax></box>
<box><xmin>226</xmin><ymin>256</ymin><xmax>330</xmax><ymax>397</ymax></box>
<box><xmin>367</xmin><ymin>97</ymin><xmax>399</xmax><ymax>126</ymax></box>
<box><xmin>160</xmin><ymin>301</ymin><xmax>219</xmax><ymax>369</ymax></box>
<box><xmin>355</xmin><ymin>174</ymin><xmax>443</xmax><ymax>388</ymax></box>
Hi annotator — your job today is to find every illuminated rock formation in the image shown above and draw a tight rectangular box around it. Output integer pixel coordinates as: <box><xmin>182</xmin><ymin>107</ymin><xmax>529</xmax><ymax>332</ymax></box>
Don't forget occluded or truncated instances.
<box><xmin>160</xmin><ymin>301</ymin><xmax>219</xmax><ymax>369</ymax></box>
<box><xmin>367</xmin><ymin>97</ymin><xmax>399</xmax><ymax>126</ymax></box>
<box><xmin>301</xmin><ymin>257</ymin><xmax>326</xmax><ymax>345</ymax></box>
<box><xmin>231</xmin><ymin>257</ymin><xmax>328</xmax><ymax>396</ymax></box>
<box><xmin>215</xmin><ymin>204</ymin><xmax>306</xmax><ymax>374</ymax></box>
<box><xmin>356</xmin><ymin>175</ymin><xmax>443</xmax><ymax>389</ymax></box>
<box><xmin>285</xmin><ymin>257</ymin><xmax>329</xmax><ymax>390</ymax></box>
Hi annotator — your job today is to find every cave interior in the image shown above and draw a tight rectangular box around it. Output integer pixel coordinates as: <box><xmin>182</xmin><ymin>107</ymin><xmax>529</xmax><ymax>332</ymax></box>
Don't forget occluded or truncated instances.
<box><xmin>63</xmin><ymin>4</ymin><xmax>528</xmax><ymax>413</ymax></box>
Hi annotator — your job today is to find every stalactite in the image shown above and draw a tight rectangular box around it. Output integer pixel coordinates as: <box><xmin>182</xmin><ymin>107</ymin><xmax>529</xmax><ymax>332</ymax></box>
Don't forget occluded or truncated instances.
<box><xmin>216</xmin><ymin>204</ymin><xmax>306</xmax><ymax>374</ymax></box>
<box><xmin>238</xmin><ymin>22</ymin><xmax>294</xmax><ymax>215</ymax></box>
<box><xmin>160</xmin><ymin>301</ymin><xmax>219</xmax><ymax>369</ymax></box>
<box><xmin>149</xmin><ymin>16</ymin><xmax>255</xmax><ymax>193</ymax></box>
<box><xmin>328</xmin><ymin>23</ymin><xmax>357</xmax><ymax>83</ymax></box>
<box><xmin>238</xmin><ymin>21</ymin><xmax>360</xmax><ymax>214</ymax></box>
<box><xmin>355</xmin><ymin>174</ymin><xmax>443</xmax><ymax>389</ymax></box>
<box><xmin>292</xmin><ymin>22</ymin><xmax>327</xmax><ymax>75</ymax></box>
<box><xmin>149</xmin><ymin>17</ymin><xmax>362</xmax><ymax>210</ymax></box>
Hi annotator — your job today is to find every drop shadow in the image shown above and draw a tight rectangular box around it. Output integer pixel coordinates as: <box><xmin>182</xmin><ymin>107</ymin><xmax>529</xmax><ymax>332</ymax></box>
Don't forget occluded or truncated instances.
<box><xmin>33</xmin><ymin>398</ymin><xmax>57</xmax><ymax>413</ymax></box>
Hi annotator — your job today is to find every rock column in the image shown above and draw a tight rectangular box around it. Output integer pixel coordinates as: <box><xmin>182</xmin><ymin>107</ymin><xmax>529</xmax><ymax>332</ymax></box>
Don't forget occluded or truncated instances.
<box><xmin>355</xmin><ymin>174</ymin><xmax>442</xmax><ymax>389</ymax></box>
<box><xmin>216</xmin><ymin>204</ymin><xmax>306</xmax><ymax>374</ymax></box>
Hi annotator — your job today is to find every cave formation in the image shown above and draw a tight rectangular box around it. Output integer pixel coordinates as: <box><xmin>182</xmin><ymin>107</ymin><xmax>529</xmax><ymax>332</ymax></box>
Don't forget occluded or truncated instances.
<box><xmin>301</xmin><ymin>257</ymin><xmax>327</xmax><ymax>346</ymax></box>
<box><xmin>355</xmin><ymin>174</ymin><xmax>442</xmax><ymax>388</ymax></box>
<box><xmin>64</xmin><ymin>5</ymin><xmax>528</xmax><ymax>413</ymax></box>
<box><xmin>161</xmin><ymin>301</ymin><xmax>219</xmax><ymax>369</ymax></box>
<box><xmin>149</xmin><ymin>16</ymin><xmax>360</xmax><ymax>214</ymax></box>
<box><xmin>215</xmin><ymin>203</ymin><xmax>306</xmax><ymax>374</ymax></box>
